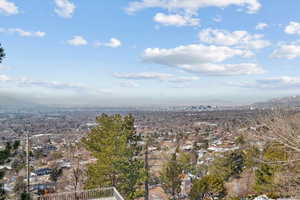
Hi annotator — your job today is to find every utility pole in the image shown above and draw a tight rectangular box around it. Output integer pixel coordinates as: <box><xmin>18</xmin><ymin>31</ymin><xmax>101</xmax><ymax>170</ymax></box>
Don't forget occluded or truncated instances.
<box><xmin>26</xmin><ymin>131</ymin><xmax>30</xmax><ymax>195</ymax></box>
<box><xmin>144</xmin><ymin>140</ymin><xmax>149</xmax><ymax>200</ymax></box>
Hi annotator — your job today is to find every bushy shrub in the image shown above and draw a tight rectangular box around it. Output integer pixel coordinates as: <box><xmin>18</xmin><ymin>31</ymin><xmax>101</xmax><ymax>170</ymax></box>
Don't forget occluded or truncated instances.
<box><xmin>190</xmin><ymin>175</ymin><xmax>226</xmax><ymax>200</ymax></box>
<box><xmin>209</xmin><ymin>150</ymin><xmax>246</xmax><ymax>181</ymax></box>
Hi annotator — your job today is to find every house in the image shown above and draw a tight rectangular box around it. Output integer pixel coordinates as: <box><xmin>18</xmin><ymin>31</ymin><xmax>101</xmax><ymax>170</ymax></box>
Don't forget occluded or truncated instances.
<box><xmin>181</xmin><ymin>144</ymin><xmax>193</xmax><ymax>151</ymax></box>
<box><xmin>33</xmin><ymin>168</ymin><xmax>52</xmax><ymax>176</ymax></box>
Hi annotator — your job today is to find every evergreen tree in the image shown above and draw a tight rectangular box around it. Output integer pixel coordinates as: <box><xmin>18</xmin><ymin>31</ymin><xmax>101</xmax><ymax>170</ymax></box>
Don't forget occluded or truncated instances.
<box><xmin>0</xmin><ymin>44</ymin><xmax>4</xmax><ymax>63</ymax></box>
<box><xmin>20</xmin><ymin>192</ymin><xmax>31</xmax><ymax>200</ymax></box>
<box><xmin>13</xmin><ymin>141</ymin><xmax>20</xmax><ymax>150</ymax></box>
<box><xmin>160</xmin><ymin>152</ymin><xmax>183</xmax><ymax>199</ymax></box>
<box><xmin>209</xmin><ymin>150</ymin><xmax>245</xmax><ymax>181</ymax></box>
<box><xmin>83</xmin><ymin>114</ymin><xmax>144</xmax><ymax>200</ymax></box>
<box><xmin>178</xmin><ymin>151</ymin><xmax>195</xmax><ymax>174</ymax></box>
<box><xmin>50</xmin><ymin>167</ymin><xmax>63</xmax><ymax>182</ymax></box>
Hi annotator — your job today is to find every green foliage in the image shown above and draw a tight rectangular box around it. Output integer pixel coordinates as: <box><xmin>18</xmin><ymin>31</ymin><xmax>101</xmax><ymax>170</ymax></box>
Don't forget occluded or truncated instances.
<box><xmin>50</xmin><ymin>167</ymin><xmax>63</xmax><ymax>182</ymax></box>
<box><xmin>83</xmin><ymin>114</ymin><xmax>144</xmax><ymax>200</ymax></box>
<box><xmin>178</xmin><ymin>152</ymin><xmax>195</xmax><ymax>173</ymax></box>
<box><xmin>263</xmin><ymin>143</ymin><xmax>288</xmax><ymax>164</ymax></box>
<box><xmin>0</xmin><ymin>148</ymin><xmax>10</xmax><ymax>165</ymax></box>
<box><xmin>20</xmin><ymin>192</ymin><xmax>31</xmax><ymax>200</ymax></box>
<box><xmin>0</xmin><ymin>142</ymin><xmax>13</xmax><ymax>165</ymax></box>
<box><xmin>244</xmin><ymin>145</ymin><xmax>260</xmax><ymax>168</ymax></box>
<box><xmin>253</xmin><ymin>143</ymin><xmax>288</xmax><ymax>194</ymax></box>
<box><xmin>5</xmin><ymin>142</ymin><xmax>11</xmax><ymax>153</ymax></box>
<box><xmin>0</xmin><ymin>44</ymin><xmax>5</xmax><ymax>63</ymax></box>
<box><xmin>0</xmin><ymin>170</ymin><xmax>5</xmax><ymax>180</ymax></box>
<box><xmin>229</xmin><ymin>151</ymin><xmax>245</xmax><ymax>177</ymax></box>
<box><xmin>160</xmin><ymin>153</ymin><xmax>183</xmax><ymax>198</ymax></box>
<box><xmin>253</xmin><ymin>164</ymin><xmax>274</xmax><ymax>193</ymax></box>
<box><xmin>115</xmin><ymin>158</ymin><xmax>145</xmax><ymax>199</ymax></box>
<box><xmin>189</xmin><ymin>175</ymin><xmax>226</xmax><ymax>200</ymax></box>
<box><xmin>13</xmin><ymin>141</ymin><xmax>20</xmax><ymax>150</ymax></box>
<box><xmin>209</xmin><ymin>150</ymin><xmax>245</xmax><ymax>181</ymax></box>
<box><xmin>235</xmin><ymin>135</ymin><xmax>246</xmax><ymax>146</ymax></box>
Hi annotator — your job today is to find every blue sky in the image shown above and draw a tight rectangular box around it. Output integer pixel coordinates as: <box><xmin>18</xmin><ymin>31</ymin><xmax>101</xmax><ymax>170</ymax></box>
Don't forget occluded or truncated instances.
<box><xmin>1</xmin><ymin>0</ymin><xmax>300</xmax><ymax>106</ymax></box>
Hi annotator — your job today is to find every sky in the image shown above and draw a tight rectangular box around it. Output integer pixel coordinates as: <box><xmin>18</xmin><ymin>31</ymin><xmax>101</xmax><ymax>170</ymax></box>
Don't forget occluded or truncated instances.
<box><xmin>2</xmin><ymin>0</ymin><xmax>300</xmax><ymax>106</ymax></box>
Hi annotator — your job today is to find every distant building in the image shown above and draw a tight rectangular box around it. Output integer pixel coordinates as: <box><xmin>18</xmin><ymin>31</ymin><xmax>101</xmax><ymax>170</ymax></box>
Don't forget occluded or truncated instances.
<box><xmin>33</xmin><ymin>168</ymin><xmax>52</xmax><ymax>176</ymax></box>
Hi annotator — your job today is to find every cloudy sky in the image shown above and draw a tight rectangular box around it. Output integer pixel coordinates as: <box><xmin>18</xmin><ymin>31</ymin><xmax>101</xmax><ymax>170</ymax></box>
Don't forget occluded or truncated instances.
<box><xmin>1</xmin><ymin>0</ymin><xmax>300</xmax><ymax>106</ymax></box>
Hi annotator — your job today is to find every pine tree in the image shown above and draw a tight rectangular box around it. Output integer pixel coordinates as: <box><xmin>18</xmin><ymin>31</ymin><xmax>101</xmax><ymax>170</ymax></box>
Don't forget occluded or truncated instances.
<box><xmin>50</xmin><ymin>167</ymin><xmax>63</xmax><ymax>182</ymax></box>
<box><xmin>160</xmin><ymin>151</ymin><xmax>183</xmax><ymax>199</ymax></box>
<box><xmin>83</xmin><ymin>114</ymin><xmax>144</xmax><ymax>200</ymax></box>
<box><xmin>0</xmin><ymin>44</ymin><xmax>5</xmax><ymax>63</ymax></box>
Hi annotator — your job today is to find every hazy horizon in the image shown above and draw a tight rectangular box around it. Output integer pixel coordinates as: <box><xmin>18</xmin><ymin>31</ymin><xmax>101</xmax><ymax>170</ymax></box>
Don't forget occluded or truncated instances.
<box><xmin>0</xmin><ymin>89</ymin><xmax>298</xmax><ymax>107</ymax></box>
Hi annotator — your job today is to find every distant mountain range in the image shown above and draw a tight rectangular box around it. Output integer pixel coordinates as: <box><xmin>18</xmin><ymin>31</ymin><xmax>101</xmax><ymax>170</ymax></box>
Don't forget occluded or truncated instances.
<box><xmin>252</xmin><ymin>96</ymin><xmax>300</xmax><ymax>109</ymax></box>
<box><xmin>0</xmin><ymin>96</ymin><xmax>28</xmax><ymax>105</ymax></box>
<box><xmin>1</xmin><ymin>92</ymin><xmax>300</xmax><ymax>110</ymax></box>
<box><xmin>0</xmin><ymin>94</ymin><xmax>43</xmax><ymax>108</ymax></box>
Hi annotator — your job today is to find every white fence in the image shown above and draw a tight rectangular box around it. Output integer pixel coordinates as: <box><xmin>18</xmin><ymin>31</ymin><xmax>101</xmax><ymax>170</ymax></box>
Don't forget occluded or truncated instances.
<box><xmin>34</xmin><ymin>187</ymin><xmax>124</xmax><ymax>200</ymax></box>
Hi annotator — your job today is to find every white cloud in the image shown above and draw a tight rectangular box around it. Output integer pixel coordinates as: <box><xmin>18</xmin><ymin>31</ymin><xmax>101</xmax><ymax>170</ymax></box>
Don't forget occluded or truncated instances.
<box><xmin>143</xmin><ymin>44</ymin><xmax>264</xmax><ymax>76</ymax></box>
<box><xmin>256</xmin><ymin>23</ymin><xmax>268</xmax><ymax>30</ymax></box>
<box><xmin>114</xmin><ymin>72</ymin><xmax>200</xmax><ymax>82</ymax></box>
<box><xmin>0</xmin><ymin>74</ymin><xmax>106</xmax><ymax>94</ymax></box>
<box><xmin>0</xmin><ymin>28</ymin><xmax>46</xmax><ymax>37</ymax></box>
<box><xmin>126</xmin><ymin>0</ymin><xmax>261</xmax><ymax>15</ymax></box>
<box><xmin>119</xmin><ymin>80</ymin><xmax>140</xmax><ymax>88</ymax></box>
<box><xmin>168</xmin><ymin>76</ymin><xmax>200</xmax><ymax>83</ymax></box>
<box><xmin>235</xmin><ymin>76</ymin><xmax>300</xmax><ymax>89</ymax></box>
<box><xmin>16</xmin><ymin>78</ymin><xmax>90</xmax><ymax>91</ymax></box>
<box><xmin>67</xmin><ymin>36</ymin><xmax>88</xmax><ymax>46</ymax></box>
<box><xmin>198</xmin><ymin>28</ymin><xmax>270</xmax><ymax>49</ymax></box>
<box><xmin>114</xmin><ymin>72</ymin><xmax>174</xmax><ymax>80</ymax></box>
<box><xmin>35</xmin><ymin>31</ymin><xmax>46</xmax><ymax>37</ymax></box>
<box><xmin>105</xmin><ymin>38</ymin><xmax>122</xmax><ymax>48</ymax></box>
<box><xmin>271</xmin><ymin>43</ymin><xmax>300</xmax><ymax>59</ymax></box>
<box><xmin>285</xmin><ymin>21</ymin><xmax>300</xmax><ymax>35</ymax></box>
<box><xmin>144</xmin><ymin>44</ymin><xmax>252</xmax><ymax>64</ymax></box>
<box><xmin>0</xmin><ymin>0</ymin><xmax>18</xmax><ymax>15</ymax></box>
<box><xmin>54</xmin><ymin>0</ymin><xmax>75</xmax><ymax>18</ymax></box>
<box><xmin>0</xmin><ymin>74</ymin><xmax>10</xmax><ymax>81</ymax></box>
<box><xmin>95</xmin><ymin>38</ymin><xmax>122</xmax><ymax>48</ymax></box>
<box><xmin>180</xmin><ymin>63</ymin><xmax>264</xmax><ymax>76</ymax></box>
<box><xmin>258</xmin><ymin>77</ymin><xmax>300</xmax><ymax>87</ymax></box>
<box><xmin>154</xmin><ymin>13</ymin><xmax>199</xmax><ymax>27</ymax></box>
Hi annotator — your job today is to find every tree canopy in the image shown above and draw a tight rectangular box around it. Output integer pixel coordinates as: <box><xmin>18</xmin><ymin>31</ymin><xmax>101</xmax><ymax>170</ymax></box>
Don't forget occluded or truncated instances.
<box><xmin>189</xmin><ymin>175</ymin><xmax>226</xmax><ymax>200</ymax></box>
<box><xmin>0</xmin><ymin>44</ymin><xmax>5</xmax><ymax>63</ymax></box>
<box><xmin>82</xmin><ymin>114</ymin><xmax>144</xmax><ymax>200</ymax></box>
<box><xmin>160</xmin><ymin>152</ymin><xmax>183</xmax><ymax>199</ymax></box>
